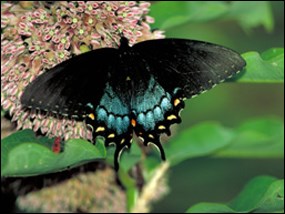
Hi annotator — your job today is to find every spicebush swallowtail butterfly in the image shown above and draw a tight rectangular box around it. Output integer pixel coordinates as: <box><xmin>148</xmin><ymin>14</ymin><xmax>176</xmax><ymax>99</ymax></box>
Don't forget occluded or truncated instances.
<box><xmin>21</xmin><ymin>37</ymin><xmax>246</xmax><ymax>170</ymax></box>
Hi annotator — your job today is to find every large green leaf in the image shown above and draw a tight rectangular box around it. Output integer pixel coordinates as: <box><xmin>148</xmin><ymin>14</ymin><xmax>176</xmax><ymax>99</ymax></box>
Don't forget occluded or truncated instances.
<box><xmin>1</xmin><ymin>129</ymin><xmax>106</xmax><ymax>177</ymax></box>
<box><xmin>214</xmin><ymin>117</ymin><xmax>284</xmax><ymax>158</ymax></box>
<box><xmin>145</xmin><ymin>117</ymin><xmax>283</xmax><ymax>171</ymax></box>
<box><xmin>229</xmin><ymin>176</ymin><xmax>283</xmax><ymax>212</ymax></box>
<box><xmin>164</xmin><ymin>122</ymin><xmax>235</xmax><ymax>167</ymax></box>
<box><xmin>234</xmin><ymin>48</ymin><xmax>284</xmax><ymax>83</ymax></box>
<box><xmin>186</xmin><ymin>176</ymin><xmax>284</xmax><ymax>213</ymax></box>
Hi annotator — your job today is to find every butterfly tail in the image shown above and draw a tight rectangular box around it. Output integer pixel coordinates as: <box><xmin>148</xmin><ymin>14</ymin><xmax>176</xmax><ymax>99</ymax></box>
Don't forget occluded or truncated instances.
<box><xmin>114</xmin><ymin>140</ymin><xmax>132</xmax><ymax>171</ymax></box>
<box><xmin>153</xmin><ymin>141</ymin><xmax>166</xmax><ymax>161</ymax></box>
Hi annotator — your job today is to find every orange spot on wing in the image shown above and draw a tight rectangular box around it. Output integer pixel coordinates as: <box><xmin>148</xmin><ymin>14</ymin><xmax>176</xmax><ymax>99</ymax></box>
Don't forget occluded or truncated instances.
<box><xmin>174</xmin><ymin>98</ymin><xmax>181</xmax><ymax>107</ymax></box>
<box><xmin>131</xmin><ymin>119</ymin><xmax>136</xmax><ymax>127</ymax></box>
<box><xmin>88</xmin><ymin>113</ymin><xmax>95</xmax><ymax>120</ymax></box>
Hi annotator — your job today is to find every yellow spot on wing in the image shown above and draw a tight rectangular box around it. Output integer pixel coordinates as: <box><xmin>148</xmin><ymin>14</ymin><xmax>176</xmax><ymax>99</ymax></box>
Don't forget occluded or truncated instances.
<box><xmin>88</xmin><ymin>113</ymin><xmax>95</xmax><ymax>120</ymax></box>
<box><xmin>120</xmin><ymin>138</ymin><xmax>125</xmax><ymax>144</ymax></box>
<box><xmin>158</xmin><ymin>125</ymin><xmax>166</xmax><ymax>130</ymax></box>
<box><xmin>148</xmin><ymin>134</ymin><xmax>154</xmax><ymax>139</ymax></box>
<box><xmin>167</xmin><ymin>115</ymin><xmax>177</xmax><ymax>120</ymax></box>
<box><xmin>95</xmin><ymin>126</ymin><xmax>105</xmax><ymax>132</ymax></box>
<box><xmin>108</xmin><ymin>133</ymin><xmax>115</xmax><ymax>138</ymax></box>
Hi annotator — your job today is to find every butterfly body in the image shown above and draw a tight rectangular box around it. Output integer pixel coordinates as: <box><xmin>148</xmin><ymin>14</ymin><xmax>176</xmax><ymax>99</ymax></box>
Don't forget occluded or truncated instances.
<box><xmin>21</xmin><ymin>37</ymin><xmax>246</xmax><ymax>170</ymax></box>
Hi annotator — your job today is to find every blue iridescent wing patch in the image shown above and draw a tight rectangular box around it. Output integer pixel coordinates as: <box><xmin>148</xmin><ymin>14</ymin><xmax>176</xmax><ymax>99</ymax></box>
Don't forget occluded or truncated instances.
<box><xmin>21</xmin><ymin>37</ymin><xmax>246</xmax><ymax>170</ymax></box>
<box><xmin>130</xmin><ymin>76</ymin><xmax>184</xmax><ymax>161</ymax></box>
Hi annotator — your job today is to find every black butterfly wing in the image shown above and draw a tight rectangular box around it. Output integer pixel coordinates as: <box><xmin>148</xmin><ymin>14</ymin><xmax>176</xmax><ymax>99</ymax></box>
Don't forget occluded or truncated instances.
<box><xmin>133</xmin><ymin>39</ymin><xmax>246</xmax><ymax>98</ymax></box>
<box><xmin>20</xmin><ymin>37</ymin><xmax>246</xmax><ymax>171</ymax></box>
<box><xmin>21</xmin><ymin>48</ymin><xmax>118</xmax><ymax>119</ymax></box>
<box><xmin>130</xmin><ymin>38</ymin><xmax>245</xmax><ymax>160</ymax></box>
<box><xmin>21</xmin><ymin>47</ymin><xmax>133</xmax><ymax>170</ymax></box>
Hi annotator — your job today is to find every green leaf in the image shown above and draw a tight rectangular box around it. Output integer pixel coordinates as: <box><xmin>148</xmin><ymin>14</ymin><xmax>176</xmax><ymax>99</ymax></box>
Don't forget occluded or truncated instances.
<box><xmin>254</xmin><ymin>179</ymin><xmax>284</xmax><ymax>213</ymax></box>
<box><xmin>229</xmin><ymin>176</ymin><xmax>283</xmax><ymax>212</ymax></box>
<box><xmin>150</xmin><ymin>2</ymin><xmax>273</xmax><ymax>31</ymax></box>
<box><xmin>147</xmin><ymin>117</ymin><xmax>283</xmax><ymax>170</ymax></box>
<box><xmin>187</xmin><ymin>203</ymin><xmax>236</xmax><ymax>213</ymax></box>
<box><xmin>165</xmin><ymin>122</ymin><xmax>235</xmax><ymax>166</ymax></box>
<box><xmin>1</xmin><ymin>129</ymin><xmax>106</xmax><ymax>177</ymax></box>
<box><xmin>150</xmin><ymin>1</ymin><xmax>228</xmax><ymax>30</ymax></box>
<box><xmin>225</xmin><ymin>1</ymin><xmax>273</xmax><ymax>32</ymax></box>
<box><xmin>187</xmin><ymin>176</ymin><xmax>284</xmax><ymax>213</ymax></box>
<box><xmin>233</xmin><ymin>48</ymin><xmax>284</xmax><ymax>83</ymax></box>
<box><xmin>215</xmin><ymin>117</ymin><xmax>284</xmax><ymax>158</ymax></box>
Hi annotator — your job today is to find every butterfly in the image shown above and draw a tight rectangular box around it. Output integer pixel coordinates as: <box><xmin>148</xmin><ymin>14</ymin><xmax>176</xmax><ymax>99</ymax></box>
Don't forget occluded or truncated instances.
<box><xmin>21</xmin><ymin>37</ymin><xmax>246</xmax><ymax>170</ymax></box>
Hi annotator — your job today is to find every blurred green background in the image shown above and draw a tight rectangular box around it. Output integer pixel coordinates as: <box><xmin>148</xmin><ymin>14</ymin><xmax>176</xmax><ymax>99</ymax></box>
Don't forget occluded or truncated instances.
<box><xmin>151</xmin><ymin>1</ymin><xmax>284</xmax><ymax>213</ymax></box>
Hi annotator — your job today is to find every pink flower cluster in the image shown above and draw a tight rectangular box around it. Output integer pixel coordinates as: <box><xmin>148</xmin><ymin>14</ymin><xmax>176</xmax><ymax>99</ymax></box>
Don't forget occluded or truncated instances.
<box><xmin>1</xmin><ymin>1</ymin><xmax>164</xmax><ymax>140</ymax></box>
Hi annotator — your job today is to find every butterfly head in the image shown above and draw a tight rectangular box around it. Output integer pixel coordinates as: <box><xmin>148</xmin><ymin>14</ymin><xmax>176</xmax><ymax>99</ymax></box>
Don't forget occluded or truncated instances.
<box><xmin>119</xmin><ymin>37</ymin><xmax>130</xmax><ymax>50</ymax></box>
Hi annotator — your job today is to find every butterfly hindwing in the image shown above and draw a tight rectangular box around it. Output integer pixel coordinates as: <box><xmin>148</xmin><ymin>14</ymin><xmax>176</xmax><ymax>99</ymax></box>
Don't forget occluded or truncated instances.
<box><xmin>130</xmin><ymin>75</ymin><xmax>185</xmax><ymax>160</ymax></box>
<box><xmin>133</xmin><ymin>39</ymin><xmax>246</xmax><ymax>98</ymax></box>
<box><xmin>86</xmin><ymin>82</ymin><xmax>133</xmax><ymax>170</ymax></box>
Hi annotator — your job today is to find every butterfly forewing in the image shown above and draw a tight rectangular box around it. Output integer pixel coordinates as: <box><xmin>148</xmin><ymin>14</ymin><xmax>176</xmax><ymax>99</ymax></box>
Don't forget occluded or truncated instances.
<box><xmin>21</xmin><ymin>48</ymin><xmax>119</xmax><ymax>119</ymax></box>
<box><xmin>133</xmin><ymin>39</ymin><xmax>246</xmax><ymax>98</ymax></box>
